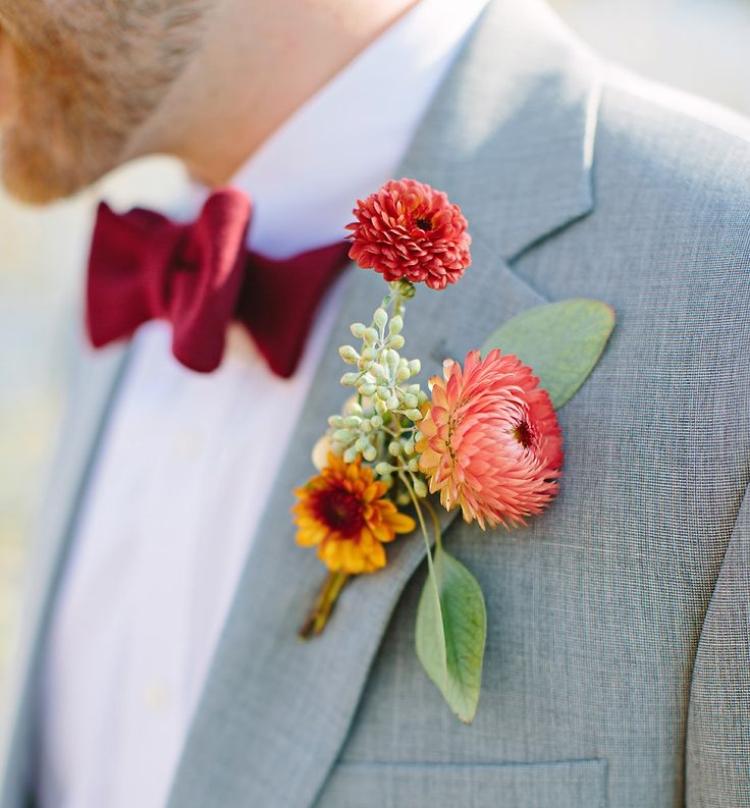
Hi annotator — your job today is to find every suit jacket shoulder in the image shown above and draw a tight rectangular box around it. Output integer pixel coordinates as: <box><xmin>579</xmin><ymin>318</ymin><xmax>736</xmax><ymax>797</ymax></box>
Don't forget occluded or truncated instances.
<box><xmin>595</xmin><ymin>64</ymin><xmax>750</xmax><ymax>265</ymax></box>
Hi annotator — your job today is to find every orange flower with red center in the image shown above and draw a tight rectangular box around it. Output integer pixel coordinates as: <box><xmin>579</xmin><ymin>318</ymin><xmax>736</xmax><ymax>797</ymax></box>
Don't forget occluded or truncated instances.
<box><xmin>293</xmin><ymin>453</ymin><xmax>416</xmax><ymax>574</ymax></box>
<box><xmin>347</xmin><ymin>178</ymin><xmax>471</xmax><ymax>290</ymax></box>
<box><xmin>418</xmin><ymin>349</ymin><xmax>563</xmax><ymax>529</ymax></box>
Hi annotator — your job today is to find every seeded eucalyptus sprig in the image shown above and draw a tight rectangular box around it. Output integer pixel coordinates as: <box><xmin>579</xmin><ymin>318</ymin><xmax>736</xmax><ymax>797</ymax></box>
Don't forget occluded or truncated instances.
<box><xmin>326</xmin><ymin>280</ymin><xmax>429</xmax><ymax>498</ymax></box>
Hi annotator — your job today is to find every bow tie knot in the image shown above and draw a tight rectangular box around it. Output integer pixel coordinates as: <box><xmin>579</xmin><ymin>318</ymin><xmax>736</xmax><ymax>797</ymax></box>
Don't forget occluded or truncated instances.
<box><xmin>86</xmin><ymin>189</ymin><xmax>349</xmax><ymax>376</ymax></box>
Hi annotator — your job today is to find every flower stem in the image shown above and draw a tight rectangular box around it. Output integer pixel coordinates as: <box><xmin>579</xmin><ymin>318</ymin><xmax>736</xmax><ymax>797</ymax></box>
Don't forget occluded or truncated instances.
<box><xmin>298</xmin><ymin>570</ymin><xmax>350</xmax><ymax>639</ymax></box>
<box><xmin>423</xmin><ymin>497</ymin><xmax>443</xmax><ymax>552</ymax></box>
<box><xmin>399</xmin><ymin>471</ymin><xmax>441</xmax><ymax>579</ymax></box>
<box><xmin>386</xmin><ymin>280</ymin><xmax>415</xmax><ymax>319</ymax></box>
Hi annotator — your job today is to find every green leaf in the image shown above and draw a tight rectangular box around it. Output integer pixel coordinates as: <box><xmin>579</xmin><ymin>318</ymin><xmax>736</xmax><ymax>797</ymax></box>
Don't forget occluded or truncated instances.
<box><xmin>415</xmin><ymin>547</ymin><xmax>487</xmax><ymax>723</ymax></box>
<box><xmin>481</xmin><ymin>298</ymin><xmax>615</xmax><ymax>409</ymax></box>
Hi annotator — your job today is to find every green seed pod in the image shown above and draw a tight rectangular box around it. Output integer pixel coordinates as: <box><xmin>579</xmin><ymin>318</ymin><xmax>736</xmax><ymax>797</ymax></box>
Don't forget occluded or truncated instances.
<box><xmin>370</xmin><ymin>363</ymin><xmax>388</xmax><ymax>382</ymax></box>
<box><xmin>385</xmin><ymin>349</ymin><xmax>400</xmax><ymax>370</ymax></box>
<box><xmin>373</xmin><ymin>308</ymin><xmax>388</xmax><ymax>330</ymax></box>
<box><xmin>338</xmin><ymin>345</ymin><xmax>359</xmax><ymax>364</ymax></box>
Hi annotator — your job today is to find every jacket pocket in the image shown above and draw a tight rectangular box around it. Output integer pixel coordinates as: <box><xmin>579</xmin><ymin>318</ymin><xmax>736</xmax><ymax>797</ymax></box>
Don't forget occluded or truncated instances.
<box><xmin>316</xmin><ymin>758</ymin><xmax>607</xmax><ymax>808</ymax></box>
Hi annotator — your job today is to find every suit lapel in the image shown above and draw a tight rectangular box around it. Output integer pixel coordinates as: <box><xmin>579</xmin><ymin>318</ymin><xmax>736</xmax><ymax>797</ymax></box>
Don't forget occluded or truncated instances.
<box><xmin>0</xmin><ymin>344</ymin><xmax>129</xmax><ymax>808</ymax></box>
<box><xmin>167</xmin><ymin>2</ymin><xmax>601</xmax><ymax>807</ymax></box>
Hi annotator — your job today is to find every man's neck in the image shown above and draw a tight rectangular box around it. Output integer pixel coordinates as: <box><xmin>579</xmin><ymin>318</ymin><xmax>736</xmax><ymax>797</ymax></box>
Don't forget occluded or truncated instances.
<box><xmin>124</xmin><ymin>0</ymin><xmax>419</xmax><ymax>187</ymax></box>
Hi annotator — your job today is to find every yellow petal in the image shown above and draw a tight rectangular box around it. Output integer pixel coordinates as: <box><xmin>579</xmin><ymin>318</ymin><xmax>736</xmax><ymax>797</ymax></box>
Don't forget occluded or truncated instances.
<box><xmin>389</xmin><ymin>512</ymin><xmax>417</xmax><ymax>534</ymax></box>
<box><xmin>297</xmin><ymin>525</ymin><xmax>328</xmax><ymax>547</ymax></box>
<box><xmin>369</xmin><ymin>519</ymin><xmax>394</xmax><ymax>543</ymax></box>
<box><xmin>367</xmin><ymin>541</ymin><xmax>387</xmax><ymax>569</ymax></box>
<box><xmin>342</xmin><ymin>542</ymin><xmax>366</xmax><ymax>574</ymax></box>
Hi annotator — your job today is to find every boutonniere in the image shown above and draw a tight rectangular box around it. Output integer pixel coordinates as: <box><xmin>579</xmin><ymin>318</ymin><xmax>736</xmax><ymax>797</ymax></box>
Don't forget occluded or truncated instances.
<box><xmin>293</xmin><ymin>178</ymin><xmax>615</xmax><ymax>722</ymax></box>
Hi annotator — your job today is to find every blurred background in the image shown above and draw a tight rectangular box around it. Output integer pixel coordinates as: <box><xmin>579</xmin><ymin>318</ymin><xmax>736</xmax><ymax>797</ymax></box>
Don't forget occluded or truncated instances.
<box><xmin>1</xmin><ymin>0</ymin><xmax>749</xmax><ymax>701</ymax></box>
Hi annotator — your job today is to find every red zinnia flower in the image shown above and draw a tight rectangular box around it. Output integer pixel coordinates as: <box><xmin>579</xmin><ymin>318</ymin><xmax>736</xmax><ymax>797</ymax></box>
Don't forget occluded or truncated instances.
<box><xmin>417</xmin><ymin>350</ymin><xmax>563</xmax><ymax>529</ymax></box>
<box><xmin>347</xmin><ymin>178</ymin><xmax>471</xmax><ymax>290</ymax></box>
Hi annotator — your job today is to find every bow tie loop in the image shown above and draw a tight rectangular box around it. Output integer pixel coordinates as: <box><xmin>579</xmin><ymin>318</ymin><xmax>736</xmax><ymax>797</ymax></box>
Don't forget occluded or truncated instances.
<box><xmin>87</xmin><ymin>189</ymin><xmax>252</xmax><ymax>372</ymax></box>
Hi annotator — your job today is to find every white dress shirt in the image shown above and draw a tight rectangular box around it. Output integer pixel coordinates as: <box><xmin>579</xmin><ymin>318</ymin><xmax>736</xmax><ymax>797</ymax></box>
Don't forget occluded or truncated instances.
<box><xmin>37</xmin><ymin>2</ymin><xmax>489</xmax><ymax>806</ymax></box>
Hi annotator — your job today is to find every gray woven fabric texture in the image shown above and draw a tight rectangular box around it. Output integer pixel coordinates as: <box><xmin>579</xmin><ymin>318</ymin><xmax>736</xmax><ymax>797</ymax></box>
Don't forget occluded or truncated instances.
<box><xmin>2</xmin><ymin>1</ymin><xmax>749</xmax><ymax>806</ymax></box>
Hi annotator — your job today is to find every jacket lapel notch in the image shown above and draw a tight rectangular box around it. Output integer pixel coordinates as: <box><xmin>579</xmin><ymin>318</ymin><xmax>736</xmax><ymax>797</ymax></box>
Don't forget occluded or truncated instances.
<box><xmin>403</xmin><ymin>0</ymin><xmax>602</xmax><ymax>263</ymax></box>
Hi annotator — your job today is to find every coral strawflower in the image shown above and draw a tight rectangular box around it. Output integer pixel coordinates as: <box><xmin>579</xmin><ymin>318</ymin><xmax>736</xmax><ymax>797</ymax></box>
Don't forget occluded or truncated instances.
<box><xmin>347</xmin><ymin>178</ymin><xmax>471</xmax><ymax>290</ymax></box>
<box><xmin>417</xmin><ymin>350</ymin><xmax>563</xmax><ymax>529</ymax></box>
<box><xmin>294</xmin><ymin>453</ymin><xmax>415</xmax><ymax>574</ymax></box>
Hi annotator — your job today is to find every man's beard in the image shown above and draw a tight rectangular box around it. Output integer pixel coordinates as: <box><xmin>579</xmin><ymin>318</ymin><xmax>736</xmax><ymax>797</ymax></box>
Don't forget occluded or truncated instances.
<box><xmin>0</xmin><ymin>2</ymin><xmax>205</xmax><ymax>204</ymax></box>
<box><xmin>1</xmin><ymin>105</ymin><xmax>128</xmax><ymax>205</ymax></box>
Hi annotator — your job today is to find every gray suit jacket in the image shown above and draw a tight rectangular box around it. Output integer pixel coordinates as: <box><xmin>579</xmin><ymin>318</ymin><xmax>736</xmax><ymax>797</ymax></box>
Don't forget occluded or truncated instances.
<box><xmin>3</xmin><ymin>1</ymin><xmax>750</xmax><ymax>806</ymax></box>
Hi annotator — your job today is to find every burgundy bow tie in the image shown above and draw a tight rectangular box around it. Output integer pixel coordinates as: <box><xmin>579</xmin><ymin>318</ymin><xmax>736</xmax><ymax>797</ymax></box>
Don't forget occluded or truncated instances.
<box><xmin>86</xmin><ymin>188</ymin><xmax>350</xmax><ymax>376</ymax></box>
